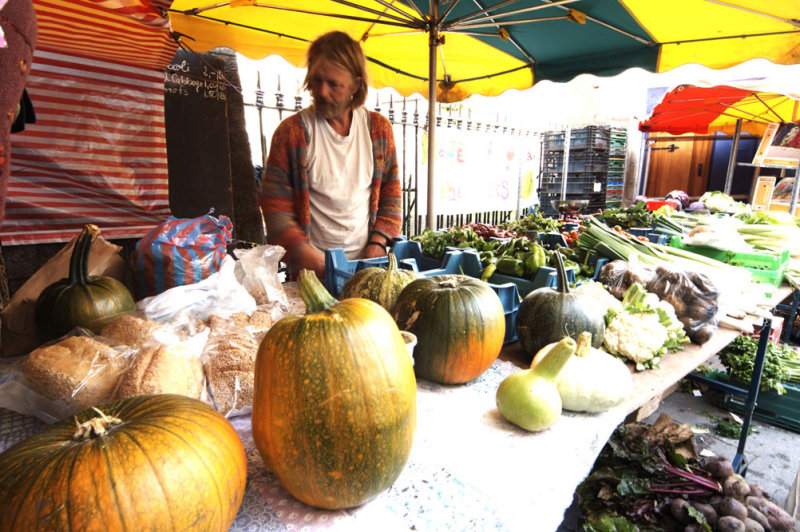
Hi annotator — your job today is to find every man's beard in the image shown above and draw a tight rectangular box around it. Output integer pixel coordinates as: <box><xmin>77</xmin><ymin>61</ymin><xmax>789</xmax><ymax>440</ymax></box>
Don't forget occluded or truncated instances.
<box><xmin>313</xmin><ymin>97</ymin><xmax>350</xmax><ymax>119</ymax></box>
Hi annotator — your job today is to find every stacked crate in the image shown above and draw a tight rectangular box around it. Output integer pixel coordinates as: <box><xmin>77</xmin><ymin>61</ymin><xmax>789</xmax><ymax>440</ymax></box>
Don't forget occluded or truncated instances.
<box><xmin>539</xmin><ymin>126</ymin><xmax>610</xmax><ymax>216</ymax></box>
<box><xmin>606</xmin><ymin>128</ymin><xmax>627</xmax><ymax>209</ymax></box>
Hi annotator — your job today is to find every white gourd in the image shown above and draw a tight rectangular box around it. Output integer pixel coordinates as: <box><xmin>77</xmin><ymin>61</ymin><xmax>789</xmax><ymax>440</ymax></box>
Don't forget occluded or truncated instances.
<box><xmin>536</xmin><ymin>332</ymin><xmax>632</xmax><ymax>413</ymax></box>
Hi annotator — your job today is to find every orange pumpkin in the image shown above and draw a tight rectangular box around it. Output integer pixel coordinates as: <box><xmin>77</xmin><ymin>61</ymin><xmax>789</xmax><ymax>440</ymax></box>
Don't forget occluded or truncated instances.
<box><xmin>252</xmin><ymin>269</ymin><xmax>417</xmax><ymax>510</ymax></box>
<box><xmin>0</xmin><ymin>394</ymin><xmax>247</xmax><ymax>532</ymax></box>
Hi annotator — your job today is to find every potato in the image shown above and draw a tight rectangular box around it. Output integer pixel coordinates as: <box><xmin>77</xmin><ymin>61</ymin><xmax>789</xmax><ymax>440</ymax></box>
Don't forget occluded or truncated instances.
<box><xmin>742</xmin><ymin>517</ymin><xmax>765</xmax><ymax>532</ymax></box>
<box><xmin>762</xmin><ymin>498</ymin><xmax>795</xmax><ymax>531</ymax></box>
<box><xmin>747</xmin><ymin>483</ymin><xmax>765</xmax><ymax>499</ymax></box>
<box><xmin>723</xmin><ymin>474</ymin><xmax>751</xmax><ymax>499</ymax></box>
<box><xmin>670</xmin><ymin>498</ymin><xmax>690</xmax><ymax>524</ymax></box>
<box><xmin>717</xmin><ymin>515</ymin><xmax>746</xmax><ymax>532</ymax></box>
<box><xmin>688</xmin><ymin>501</ymin><xmax>718</xmax><ymax>526</ymax></box>
<box><xmin>746</xmin><ymin>505</ymin><xmax>770</xmax><ymax>530</ymax></box>
<box><xmin>705</xmin><ymin>457</ymin><xmax>735</xmax><ymax>480</ymax></box>
<box><xmin>720</xmin><ymin>496</ymin><xmax>749</xmax><ymax>521</ymax></box>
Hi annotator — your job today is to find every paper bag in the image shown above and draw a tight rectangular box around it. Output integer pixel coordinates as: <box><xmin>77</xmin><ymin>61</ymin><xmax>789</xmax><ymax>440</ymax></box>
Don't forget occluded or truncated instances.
<box><xmin>0</xmin><ymin>236</ymin><xmax>128</xmax><ymax>358</ymax></box>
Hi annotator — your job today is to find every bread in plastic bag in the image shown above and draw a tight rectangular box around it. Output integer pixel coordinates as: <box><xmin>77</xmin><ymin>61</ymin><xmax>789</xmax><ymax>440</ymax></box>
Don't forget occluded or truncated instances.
<box><xmin>202</xmin><ymin>311</ymin><xmax>270</xmax><ymax>418</ymax></box>
<box><xmin>0</xmin><ymin>330</ymin><xmax>133</xmax><ymax>423</ymax></box>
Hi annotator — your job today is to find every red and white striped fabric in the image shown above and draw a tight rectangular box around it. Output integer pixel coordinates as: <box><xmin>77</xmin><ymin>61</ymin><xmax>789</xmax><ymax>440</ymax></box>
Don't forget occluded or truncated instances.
<box><xmin>88</xmin><ymin>0</ymin><xmax>171</xmax><ymax>29</ymax></box>
<box><xmin>1</xmin><ymin>0</ymin><xmax>179</xmax><ymax>245</ymax></box>
<box><xmin>1</xmin><ymin>49</ymin><xmax>172</xmax><ymax>245</ymax></box>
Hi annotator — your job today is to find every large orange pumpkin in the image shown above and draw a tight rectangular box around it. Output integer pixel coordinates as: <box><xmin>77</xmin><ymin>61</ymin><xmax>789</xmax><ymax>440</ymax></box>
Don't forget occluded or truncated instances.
<box><xmin>393</xmin><ymin>274</ymin><xmax>505</xmax><ymax>384</ymax></box>
<box><xmin>0</xmin><ymin>394</ymin><xmax>247</xmax><ymax>532</ymax></box>
<box><xmin>252</xmin><ymin>269</ymin><xmax>417</xmax><ymax>510</ymax></box>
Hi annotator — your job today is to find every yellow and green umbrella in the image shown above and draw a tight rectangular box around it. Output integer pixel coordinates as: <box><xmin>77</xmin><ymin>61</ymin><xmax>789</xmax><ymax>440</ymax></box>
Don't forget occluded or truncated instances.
<box><xmin>165</xmin><ymin>0</ymin><xmax>800</xmax><ymax>225</ymax></box>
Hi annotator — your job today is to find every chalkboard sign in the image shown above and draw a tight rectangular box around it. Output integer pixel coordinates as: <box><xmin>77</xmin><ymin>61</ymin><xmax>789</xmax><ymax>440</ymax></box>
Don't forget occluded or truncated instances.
<box><xmin>164</xmin><ymin>49</ymin><xmax>235</xmax><ymax>220</ymax></box>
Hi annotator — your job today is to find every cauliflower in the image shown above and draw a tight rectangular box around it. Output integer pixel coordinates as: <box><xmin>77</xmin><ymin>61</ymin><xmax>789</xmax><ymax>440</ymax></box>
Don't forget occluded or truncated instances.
<box><xmin>603</xmin><ymin>311</ymin><xmax>669</xmax><ymax>368</ymax></box>
<box><xmin>574</xmin><ymin>281</ymin><xmax>623</xmax><ymax>315</ymax></box>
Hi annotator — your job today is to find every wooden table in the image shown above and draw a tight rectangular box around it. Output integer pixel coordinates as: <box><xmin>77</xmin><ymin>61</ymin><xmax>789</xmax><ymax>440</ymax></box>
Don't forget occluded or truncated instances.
<box><xmin>0</xmin><ymin>287</ymin><xmax>791</xmax><ymax>531</ymax></box>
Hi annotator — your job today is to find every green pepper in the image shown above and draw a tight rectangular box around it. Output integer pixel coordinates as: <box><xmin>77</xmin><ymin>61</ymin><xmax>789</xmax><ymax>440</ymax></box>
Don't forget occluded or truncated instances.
<box><xmin>523</xmin><ymin>252</ymin><xmax>539</xmax><ymax>276</ymax></box>
<box><xmin>495</xmin><ymin>256</ymin><xmax>524</xmax><ymax>277</ymax></box>
<box><xmin>481</xmin><ymin>261</ymin><xmax>497</xmax><ymax>282</ymax></box>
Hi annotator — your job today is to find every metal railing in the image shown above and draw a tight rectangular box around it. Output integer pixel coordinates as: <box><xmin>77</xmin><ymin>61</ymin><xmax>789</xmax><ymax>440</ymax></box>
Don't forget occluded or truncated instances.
<box><xmin>245</xmin><ymin>80</ymin><xmax>537</xmax><ymax>238</ymax></box>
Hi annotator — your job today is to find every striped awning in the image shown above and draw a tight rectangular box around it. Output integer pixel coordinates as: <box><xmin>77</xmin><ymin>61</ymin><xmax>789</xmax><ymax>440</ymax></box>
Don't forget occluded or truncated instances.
<box><xmin>3</xmin><ymin>0</ymin><xmax>178</xmax><ymax>245</ymax></box>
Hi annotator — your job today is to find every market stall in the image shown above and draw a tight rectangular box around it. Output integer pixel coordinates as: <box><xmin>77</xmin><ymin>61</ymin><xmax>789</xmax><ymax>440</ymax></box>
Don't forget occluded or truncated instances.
<box><xmin>1</xmin><ymin>206</ymin><xmax>797</xmax><ymax>531</ymax></box>
<box><xmin>0</xmin><ymin>290</ymin><xmax>787</xmax><ymax>531</ymax></box>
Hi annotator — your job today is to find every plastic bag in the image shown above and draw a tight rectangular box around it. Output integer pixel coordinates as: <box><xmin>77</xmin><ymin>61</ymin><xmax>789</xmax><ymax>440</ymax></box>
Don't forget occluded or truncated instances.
<box><xmin>598</xmin><ymin>259</ymin><xmax>720</xmax><ymax>344</ymax></box>
<box><xmin>233</xmin><ymin>244</ymin><xmax>290</xmax><ymax>323</ymax></box>
<box><xmin>131</xmin><ymin>212</ymin><xmax>233</xmax><ymax>299</ymax></box>
<box><xmin>136</xmin><ymin>255</ymin><xmax>256</xmax><ymax>323</ymax></box>
<box><xmin>0</xmin><ymin>330</ymin><xmax>133</xmax><ymax>423</ymax></box>
<box><xmin>202</xmin><ymin>312</ymin><xmax>268</xmax><ymax>418</ymax></box>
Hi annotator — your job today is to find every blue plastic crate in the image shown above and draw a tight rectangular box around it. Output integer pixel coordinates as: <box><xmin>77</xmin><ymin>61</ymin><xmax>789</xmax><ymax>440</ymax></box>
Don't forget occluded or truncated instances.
<box><xmin>324</xmin><ymin>240</ymin><xmax>523</xmax><ymax>343</ymax></box>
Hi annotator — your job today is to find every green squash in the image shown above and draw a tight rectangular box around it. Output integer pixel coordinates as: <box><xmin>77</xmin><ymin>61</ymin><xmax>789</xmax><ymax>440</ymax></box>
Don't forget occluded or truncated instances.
<box><xmin>340</xmin><ymin>252</ymin><xmax>420</xmax><ymax>311</ymax></box>
<box><xmin>35</xmin><ymin>224</ymin><xmax>136</xmax><ymax>340</ymax></box>
<box><xmin>392</xmin><ymin>274</ymin><xmax>505</xmax><ymax>385</ymax></box>
<box><xmin>515</xmin><ymin>252</ymin><xmax>605</xmax><ymax>359</ymax></box>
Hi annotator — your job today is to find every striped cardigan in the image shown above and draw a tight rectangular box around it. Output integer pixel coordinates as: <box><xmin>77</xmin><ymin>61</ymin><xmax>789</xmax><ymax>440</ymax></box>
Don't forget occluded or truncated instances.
<box><xmin>259</xmin><ymin>109</ymin><xmax>402</xmax><ymax>257</ymax></box>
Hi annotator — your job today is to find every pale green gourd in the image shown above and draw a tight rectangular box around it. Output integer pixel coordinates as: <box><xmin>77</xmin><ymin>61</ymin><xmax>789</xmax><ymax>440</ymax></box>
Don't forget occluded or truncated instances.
<box><xmin>495</xmin><ymin>336</ymin><xmax>576</xmax><ymax>432</ymax></box>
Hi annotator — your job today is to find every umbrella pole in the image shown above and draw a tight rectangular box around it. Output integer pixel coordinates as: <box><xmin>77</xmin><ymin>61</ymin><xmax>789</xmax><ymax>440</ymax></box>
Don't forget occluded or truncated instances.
<box><xmin>426</xmin><ymin>5</ymin><xmax>439</xmax><ymax>231</ymax></box>
<box><xmin>723</xmin><ymin>118</ymin><xmax>742</xmax><ymax>196</ymax></box>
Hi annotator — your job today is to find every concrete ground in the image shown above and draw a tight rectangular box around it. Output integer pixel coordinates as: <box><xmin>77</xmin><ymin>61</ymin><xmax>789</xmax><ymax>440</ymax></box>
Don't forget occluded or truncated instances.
<box><xmin>558</xmin><ymin>370</ymin><xmax>800</xmax><ymax>531</ymax></box>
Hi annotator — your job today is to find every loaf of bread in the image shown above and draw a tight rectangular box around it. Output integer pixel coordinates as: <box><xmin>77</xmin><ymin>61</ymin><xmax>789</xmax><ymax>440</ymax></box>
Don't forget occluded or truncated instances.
<box><xmin>22</xmin><ymin>336</ymin><xmax>127</xmax><ymax>413</ymax></box>
<box><xmin>100</xmin><ymin>314</ymin><xmax>160</xmax><ymax>346</ymax></box>
<box><xmin>115</xmin><ymin>343</ymin><xmax>204</xmax><ymax>400</ymax></box>
<box><xmin>203</xmin><ymin>317</ymin><xmax>261</xmax><ymax>416</ymax></box>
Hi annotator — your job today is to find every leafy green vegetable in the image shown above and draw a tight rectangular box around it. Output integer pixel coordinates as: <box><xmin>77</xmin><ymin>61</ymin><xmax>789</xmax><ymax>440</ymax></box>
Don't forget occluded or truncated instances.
<box><xmin>718</xmin><ymin>334</ymin><xmax>800</xmax><ymax>393</ymax></box>
<box><xmin>713</xmin><ymin>419</ymin><xmax>758</xmax><ymax>439</ymax></box>
<box><xmin>578</xmin><ymin>423</ymin><xmax>722</xmax><ymax>531</ymax></box>
<box><xmin>595</xmin><ymin>201</ymin><xmax>655</xmax><ymax>230</ymax></box>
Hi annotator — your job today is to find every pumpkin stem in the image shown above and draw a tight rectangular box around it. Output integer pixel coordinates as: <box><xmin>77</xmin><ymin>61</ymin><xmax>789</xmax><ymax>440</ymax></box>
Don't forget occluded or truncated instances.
<box><xmin>575</xmin><ymin>331</ymin><xmax>592</xmax><ymax>358</ymax></box>
<box><xmin>554</xmin><ymin>250</ymin><xmax>570</xmax><ymax>294</ymax></box>
<box><xmin>72</xmin><ymin>408</ymin><xmax>123</xmax><ymax>441</ymax></box>
<box><xmin>387</xmin><ymin>252</ymin><xmax>398</xmax><ymax>272</ymax></box>
<box><xmin>69</xmin><ymin>224</ymin><xmax>100</xmax><ymax>286</ymax></box>
<box><xmin>531</xmin><ymin>336</ymin><xmax>576</xmax><ymax>381</ymax></box>
<box><xmin>297</xmin><ymin>269</ymin><xmax>339</xmax><ymax>313</ymax></box>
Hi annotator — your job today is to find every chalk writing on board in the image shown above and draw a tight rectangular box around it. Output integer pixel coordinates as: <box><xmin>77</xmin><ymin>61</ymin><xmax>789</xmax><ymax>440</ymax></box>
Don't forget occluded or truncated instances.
<box><xmin>164</xmin><ymin>60</ymin><xmax>227</xmax><ymax>101</ymax></box>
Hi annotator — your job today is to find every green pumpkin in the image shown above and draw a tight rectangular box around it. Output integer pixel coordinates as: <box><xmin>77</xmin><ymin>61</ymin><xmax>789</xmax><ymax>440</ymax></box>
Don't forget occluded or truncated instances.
<box><xmin>340</xmin><ymin>252</ymin><xmax>420</xmax><ymax>311</ymax></box>
<box><xmin>392</xmin><ymin>274</ymin><xmax>505</xmax><ymax>385</ymax></box>
<box><xmin>515</xmin><ymin>251</ymin><xmax>605</xmax><ymax>359</ymax></box>
<box><xmin>35</xmin><ymin>224</ymin><xmax>136</xmax><ymax>340</ymax></box>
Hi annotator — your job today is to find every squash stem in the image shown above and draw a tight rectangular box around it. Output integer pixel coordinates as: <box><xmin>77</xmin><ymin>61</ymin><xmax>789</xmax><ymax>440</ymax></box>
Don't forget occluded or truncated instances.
<box><xmin>69</xmin><ymin>224</ymin><xmax>100</xmax><ymax>286</ymax></box>
<box><xmin>297</xmin><ymin>269</ymin><xmax>339</xmax><ymax>313</ymax></box>
<box><xmin>575</xmin><ymin>331</ymin><xmax>592</xmax><ymax>357</ymax></box>
<box><xmin>554</xmin><ymin>250</ymin><xmax>570</xmax><ymax>294</ymax></box>
<box><xmin>72</xmin><ymin>409</ymin><xmax>123</xmax><ymax>440</ymax></box>
<box><xmin>531</xmin><ymin>337</ymin><xmax>576</xmax><ymax>381</ymax></box>
<box><xmin>387</xmin><ymin>252</ymin><xmax>398</xmax><ymax>272</ymax></box>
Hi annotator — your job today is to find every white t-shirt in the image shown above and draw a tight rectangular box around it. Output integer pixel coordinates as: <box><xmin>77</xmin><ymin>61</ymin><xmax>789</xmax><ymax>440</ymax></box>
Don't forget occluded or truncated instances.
<box><xmin>303</xmin><ymin>107</ymin><xmax>374</xmax><ymax>259</ymax></box>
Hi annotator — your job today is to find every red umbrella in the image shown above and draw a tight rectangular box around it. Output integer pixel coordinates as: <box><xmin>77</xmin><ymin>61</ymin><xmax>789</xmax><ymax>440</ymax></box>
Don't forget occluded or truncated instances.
<box><xmin>639</xmin><ymin>84</ymin><xmax>800</xmax><ymax>136</ymax></box>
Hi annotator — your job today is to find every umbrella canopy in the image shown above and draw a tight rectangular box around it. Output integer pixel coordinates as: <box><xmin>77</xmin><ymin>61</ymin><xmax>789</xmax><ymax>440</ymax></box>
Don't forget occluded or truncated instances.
<box><xmin>639</xmin><ymin>84</ymin><xmax>800</xmax><ymax>136</ymax></box>
<box><xmin>165</xmin><ymin>0</ymin><xmax>800</xmax><ymax>227</ymax></box>
<box><xmin>167</xmin><ymin>0</ymin><xmax>800</xmax><ymax>101</ymax></box>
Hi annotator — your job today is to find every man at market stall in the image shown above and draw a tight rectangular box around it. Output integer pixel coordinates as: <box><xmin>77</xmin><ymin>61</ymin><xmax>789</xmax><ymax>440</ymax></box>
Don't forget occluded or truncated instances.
<box><xmin>259</xmin><ymin>31</ymin><xmax>402</xmax><ymax>280</ymax></box>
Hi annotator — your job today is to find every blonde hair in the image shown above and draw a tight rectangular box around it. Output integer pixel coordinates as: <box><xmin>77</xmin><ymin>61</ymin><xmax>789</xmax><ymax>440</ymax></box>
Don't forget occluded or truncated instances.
<box><xmin>304</xmin><ymin>31</ymin><xmax>369</xmax><ymax>108</ymax></box>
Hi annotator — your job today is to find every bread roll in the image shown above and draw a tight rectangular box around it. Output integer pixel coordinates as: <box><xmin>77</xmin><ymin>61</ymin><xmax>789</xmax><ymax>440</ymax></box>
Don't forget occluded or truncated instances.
<box><xmin>100</xmin><ymin>314</ymin><xmax>159</xmax><ymax>346</ymax></box>
<box><xmin>116</xmin><ymin>344</ymin><xmax>204</xmax><ymax>400</ymax></box>
<box><xmin>22</xmin><ymin>336</ymin><xmax>126</xmax><ymax>412</ymax></box>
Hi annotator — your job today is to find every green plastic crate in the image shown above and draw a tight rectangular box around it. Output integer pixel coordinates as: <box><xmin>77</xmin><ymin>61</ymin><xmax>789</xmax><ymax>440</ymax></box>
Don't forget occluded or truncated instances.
<box><xmin>668</xmin><ymin>236</ymin><xmax>790</xmax><ymax>287</ymax></box>
<box><xmin>722</xmin><ymin>382</ymin><xmax>800</xmax><ymax>434</ymax></box>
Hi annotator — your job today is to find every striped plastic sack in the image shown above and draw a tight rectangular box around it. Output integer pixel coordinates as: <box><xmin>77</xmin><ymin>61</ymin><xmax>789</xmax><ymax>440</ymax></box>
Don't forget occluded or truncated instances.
<box><xmin>131</xmin><ymin>212</ymin><xmax>233</xmax><ymax>299</ymax></box>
